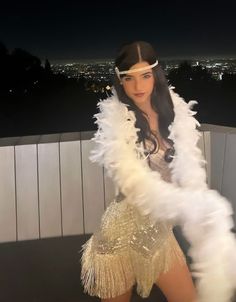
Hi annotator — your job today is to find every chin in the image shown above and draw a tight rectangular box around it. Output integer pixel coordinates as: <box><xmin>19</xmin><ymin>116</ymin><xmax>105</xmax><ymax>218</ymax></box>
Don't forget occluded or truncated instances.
<box><xmin>133</xmin><ymin>97</ymin><xmax>149</xmax><ymax>105</ymax></box>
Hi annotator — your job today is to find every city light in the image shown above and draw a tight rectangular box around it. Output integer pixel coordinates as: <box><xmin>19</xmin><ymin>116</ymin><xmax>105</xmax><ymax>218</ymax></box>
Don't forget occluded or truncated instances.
<box><xmin>50</xmin><ymin>58</ymin><xmax>236</xmax><ymax>93</ymax></box>
<box><xmin>52</xmin><ymin>59</ymin><xmax>236</xmax><ymax>81</ymax></box>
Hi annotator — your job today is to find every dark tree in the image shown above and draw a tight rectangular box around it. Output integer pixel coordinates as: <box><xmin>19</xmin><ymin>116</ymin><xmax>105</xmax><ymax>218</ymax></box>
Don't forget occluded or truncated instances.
<box><xmin>44</xmin><ymin>58</ymin><xmax>52</xmax><ymax>75</ymax></box>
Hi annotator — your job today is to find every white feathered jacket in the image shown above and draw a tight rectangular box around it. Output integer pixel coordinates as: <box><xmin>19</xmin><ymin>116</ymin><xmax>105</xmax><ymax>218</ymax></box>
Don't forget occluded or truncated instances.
<box><xmin>90</xmin><ymin>87</ymin><xmax>236</xmax><ymax>302</ymax></box>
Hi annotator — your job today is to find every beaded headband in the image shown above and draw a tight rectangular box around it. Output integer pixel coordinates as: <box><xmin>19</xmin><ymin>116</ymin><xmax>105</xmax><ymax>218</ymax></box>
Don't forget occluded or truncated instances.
<box><xmin>115</xmin><ymin>60</ymin><xmax>158</xmax><ymax>80</ymax></box>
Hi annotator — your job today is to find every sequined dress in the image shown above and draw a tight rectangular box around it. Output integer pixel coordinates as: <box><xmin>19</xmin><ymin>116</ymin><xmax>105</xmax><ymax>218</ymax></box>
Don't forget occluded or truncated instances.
<box><xmin>81</xmin><ymin>141</ymin><xmax>185</xmax><ymax>299</ymax></box>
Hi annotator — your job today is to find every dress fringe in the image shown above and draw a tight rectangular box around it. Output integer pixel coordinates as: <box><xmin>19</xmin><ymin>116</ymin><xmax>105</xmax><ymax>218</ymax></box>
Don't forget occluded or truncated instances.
<box><xmin>81</xmin><ymin>230</ymin><xmax>186</xmax><ymax>299</ymax></box>
<box><xmin>131</xmin><ymin>230</ymin><xmax>186</xmax><ymax>298</ymax></box>
<box><xmin>81</xmin><ymin>236</ymin><xmax>135</xmax><ymax>299</ymax></box>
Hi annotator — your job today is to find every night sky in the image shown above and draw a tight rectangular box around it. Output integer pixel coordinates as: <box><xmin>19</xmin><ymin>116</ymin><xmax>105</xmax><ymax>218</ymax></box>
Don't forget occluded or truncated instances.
<box><xmin>1</xmin><ymin>0</ymin><xmax>236</xmax><ymax>62</ymax></box>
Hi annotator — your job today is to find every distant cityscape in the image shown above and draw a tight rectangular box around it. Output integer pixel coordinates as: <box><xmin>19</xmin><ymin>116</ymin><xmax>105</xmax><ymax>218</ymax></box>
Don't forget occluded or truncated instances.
<box><xmin>1</xmin><ymin>45</ymin><xmax>236</xmax><ymax>136</ymax></box>
<box><xmin>51</xmin><ymin>58</ymin><xmax>236</xmax><ymax>83</ymax></box>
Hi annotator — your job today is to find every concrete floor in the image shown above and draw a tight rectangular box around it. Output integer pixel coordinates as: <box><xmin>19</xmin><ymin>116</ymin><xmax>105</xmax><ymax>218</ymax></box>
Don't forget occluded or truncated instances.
<box><xmin>0</xmin><ymin>233</ymin><xmax>235</xmax><ymax>302</ymax></box>
<box><xmin>0</xmin><ymin>234</ymin><xmax>167</xmax><ymax>302</ymax></box>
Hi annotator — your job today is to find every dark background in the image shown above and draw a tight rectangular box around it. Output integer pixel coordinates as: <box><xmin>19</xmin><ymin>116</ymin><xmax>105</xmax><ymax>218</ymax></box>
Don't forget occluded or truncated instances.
<box><xmin>1</xmin><ymin>0</ymin><xmax>236</xmax><ymax>60</ymax></box>
<box><xmin>0</xmin><ymin>0</ymin><xmax>236</xmax><ymax>138</ymax></box>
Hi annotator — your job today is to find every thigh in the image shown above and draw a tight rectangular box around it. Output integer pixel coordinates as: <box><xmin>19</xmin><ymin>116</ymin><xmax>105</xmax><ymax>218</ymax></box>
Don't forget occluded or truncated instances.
<box><xmin>156</xmin><ymin>260</ymin><xmax>197</xmax><ymax>302</ymax></box>
<box><xmin>101</xmin><ymin>287</ymin><xmax>133</xmax><ymax>302</ymax></box>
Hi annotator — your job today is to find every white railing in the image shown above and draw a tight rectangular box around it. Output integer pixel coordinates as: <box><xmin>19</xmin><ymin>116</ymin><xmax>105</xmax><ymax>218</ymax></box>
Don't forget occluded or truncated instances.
<box><xmin>0</xmin><ymin>125</ymin><xmax>235</xmax><ymax>243</ymax></box>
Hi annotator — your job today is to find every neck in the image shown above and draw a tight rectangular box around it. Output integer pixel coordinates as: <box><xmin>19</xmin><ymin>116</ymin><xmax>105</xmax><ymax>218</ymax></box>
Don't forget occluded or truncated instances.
<box><xmin>136</xmin><ymin>100</ymin><xmax>155</xmax><ymax>117</ymax></box>
<box><xmin>137</xmin><ymin>102</ymin><xmax>158</xmax><ymax>131</ymax></box>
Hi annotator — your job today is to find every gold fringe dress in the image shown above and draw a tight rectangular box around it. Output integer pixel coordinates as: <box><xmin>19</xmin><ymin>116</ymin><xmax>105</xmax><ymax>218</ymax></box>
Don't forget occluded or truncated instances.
<box><xmin>81</xmin><ymin>141</ymin><xmax>186</xmax><ymax>299</ymax></box>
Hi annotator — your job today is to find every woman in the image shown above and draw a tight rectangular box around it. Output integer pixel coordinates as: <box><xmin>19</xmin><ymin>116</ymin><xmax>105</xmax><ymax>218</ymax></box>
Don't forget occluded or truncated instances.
<box><xmin>81</xmin><ymin>41</ymin><xmax>236</xmax><ymax>302</ymax></box>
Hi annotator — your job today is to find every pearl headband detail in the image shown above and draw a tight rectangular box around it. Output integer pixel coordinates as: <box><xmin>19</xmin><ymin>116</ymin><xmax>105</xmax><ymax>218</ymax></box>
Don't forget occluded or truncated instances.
<box><xmin>115</xmin><ymin>60</ymin><xmax>158</xmax><ymax>80</ymax></box>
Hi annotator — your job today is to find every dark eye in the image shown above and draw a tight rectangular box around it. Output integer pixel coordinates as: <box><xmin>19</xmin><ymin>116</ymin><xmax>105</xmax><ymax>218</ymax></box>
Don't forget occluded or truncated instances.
<box><xmin>123</xmin><ymin>76</ymin><xmax>132</xmax><ymax>82</ymax></box>
<box><xmin>143</xmin><ymin>73</ymin><xmax>152</xmax><ymax>79</ymax></box>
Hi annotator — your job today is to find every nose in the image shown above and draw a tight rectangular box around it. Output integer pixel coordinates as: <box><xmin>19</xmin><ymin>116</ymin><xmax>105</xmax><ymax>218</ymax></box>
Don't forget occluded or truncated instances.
<box><xmin>134</xmin><ymin>78</ymin><xmax>143</xmax><ymax>91</ymax></box>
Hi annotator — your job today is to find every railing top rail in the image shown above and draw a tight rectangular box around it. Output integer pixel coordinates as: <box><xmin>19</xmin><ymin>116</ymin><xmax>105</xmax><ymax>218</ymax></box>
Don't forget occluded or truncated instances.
<box><xmin>0</xmin><ymin>131</ymin><xmax>94</xmax><ymax>147</ymax></box>
<box><xmin>1</xmin><ymin>124</ymin><xmax>236</xmax><ymax>147</ymax></box>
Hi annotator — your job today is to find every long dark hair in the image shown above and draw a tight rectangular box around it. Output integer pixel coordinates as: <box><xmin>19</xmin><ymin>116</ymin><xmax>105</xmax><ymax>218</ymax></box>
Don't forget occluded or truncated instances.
<box><xmin>113</xmin><ymin>41</ymin><xmax>174</xmax><ymax>153</ymax></box>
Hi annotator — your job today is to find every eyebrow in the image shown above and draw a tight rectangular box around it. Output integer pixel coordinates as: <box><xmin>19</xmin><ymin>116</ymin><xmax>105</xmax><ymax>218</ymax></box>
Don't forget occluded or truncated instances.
<box><xmin>141</xmin><ymin>71</ymin><xmax>152</xmax><ymax>75</ymax></box>
<box><xmin>124</xmin><ymin>71</ymin><xmax>152</xmax><ymax>77</ymax></box>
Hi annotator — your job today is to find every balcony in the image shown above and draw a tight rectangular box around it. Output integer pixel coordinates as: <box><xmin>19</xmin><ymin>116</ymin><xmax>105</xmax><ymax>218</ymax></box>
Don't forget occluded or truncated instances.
<box><xmin>0</xmin><ymin>124</ymin><xmax>235</xmax><ymax>301</ymax></box>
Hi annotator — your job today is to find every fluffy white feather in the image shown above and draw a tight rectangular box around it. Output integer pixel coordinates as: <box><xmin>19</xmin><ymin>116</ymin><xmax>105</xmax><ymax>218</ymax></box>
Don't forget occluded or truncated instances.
<box><xmin>90</xmin><ymin>87</ymin><xmax>236</xmax><ymax>302</ymax></box>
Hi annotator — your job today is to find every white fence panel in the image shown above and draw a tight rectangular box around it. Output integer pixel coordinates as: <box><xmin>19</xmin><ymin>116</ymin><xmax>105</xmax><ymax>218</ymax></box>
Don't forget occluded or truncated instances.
<box><xmin>15</xmin><ymin>144</ymin><xmax>39</xmax><ymax>240</ymax></box>
<box><xmin>60</xmin><ymin>140</ymin><xmax>84</xmax><ymax>235</ymax></box>
<box><xmin>81</xmin><ymin>134</ymin><xmax>105</xmax><ymax>234</ymax></box>
<box><xmin>221</xmin><ymin>133</ymin><xmax>236</xmax><ymax>224</ymax></box>
<box><xmin>0</xmin><ymin>147</ymin><xmax>16</xmax><ymax>242</ymax></box>
<box><xmin>38</xmin><ymin>143</ymin><xmax>62</xmax><ymax>238</ymax></box>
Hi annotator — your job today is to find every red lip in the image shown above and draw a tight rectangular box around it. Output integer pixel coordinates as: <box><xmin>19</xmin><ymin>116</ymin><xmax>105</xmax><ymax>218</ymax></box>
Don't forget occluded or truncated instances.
<box><xmin>134</xmin><ymin>93</ymin><xmax>145</xmax><ymax>97</ymax></box>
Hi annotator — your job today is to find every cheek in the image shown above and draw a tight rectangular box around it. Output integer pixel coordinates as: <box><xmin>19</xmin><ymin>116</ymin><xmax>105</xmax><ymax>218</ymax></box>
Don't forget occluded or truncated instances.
<box><xmin>147</xmin><ymin>78</ymin><xmax>155</xmax><ymax>91</ymax></box>
<box><xmin>123</xmin><ymin>83</ymin><xmax>133</xmax><ymax>96</ymax></box>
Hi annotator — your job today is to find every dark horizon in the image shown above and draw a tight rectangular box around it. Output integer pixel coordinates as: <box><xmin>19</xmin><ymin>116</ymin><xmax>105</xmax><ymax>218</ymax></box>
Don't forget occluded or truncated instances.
<box><xmin>2</xmin><ymin>44</ymin><xmax>236</xmax><ymax>66</ymax></box>
<box><xmin>1</xmin><ymin>34</ymin><xmax>236</xmax><ymax>138</ymax></box>
<box><xmin>48</xmin><ymin>54</ymin><xmax>236</xmax><ymax>65</ymax></box>
<box><xmin>2</xmin><ymin>43</ymin><xmax>236</xmax><ymax>65</ymax></box>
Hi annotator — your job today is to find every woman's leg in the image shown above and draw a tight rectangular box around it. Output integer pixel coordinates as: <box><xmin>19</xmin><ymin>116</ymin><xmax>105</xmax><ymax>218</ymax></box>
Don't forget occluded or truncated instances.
<box><xmin>156</xmin><ymin>260</ymin><xmax>197</xmax><ymax>302</ymax></box>
<box><xmin>101</xmin><ymin>287</ymin><xmax>133</xmax><ymax>302</ymax></box>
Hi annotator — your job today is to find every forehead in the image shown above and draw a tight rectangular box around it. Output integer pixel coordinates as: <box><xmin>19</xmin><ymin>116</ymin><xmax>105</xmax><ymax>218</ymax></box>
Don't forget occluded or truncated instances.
<box><xmin>123</xmin><ymin>61</ymin><xmax>153</xmax><ymax>77</ymax></box>
<box><xmin>123</xmin><ymin>62</ymin><xmax>152</xmax><ymax>77</ymax></box>
<box><xmin>130</xmin><ymin>61</ymin><xmax>151</xmax><ymax>71</ymax></box>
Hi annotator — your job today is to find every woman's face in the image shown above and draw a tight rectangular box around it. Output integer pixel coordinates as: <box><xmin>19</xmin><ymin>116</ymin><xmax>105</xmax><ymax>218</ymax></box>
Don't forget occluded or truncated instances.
<box><xmin>121</xmin><ymin>61</ymin><xmax>155</xmax><ymax>107</ymax></box>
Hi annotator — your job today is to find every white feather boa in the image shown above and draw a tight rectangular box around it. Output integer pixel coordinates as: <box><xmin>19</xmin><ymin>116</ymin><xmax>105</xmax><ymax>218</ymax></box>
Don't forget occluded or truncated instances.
<box><xmin>90</xmin><ymin>87</ymin><xmax>236</xmax><ymax>302</ymax></box>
